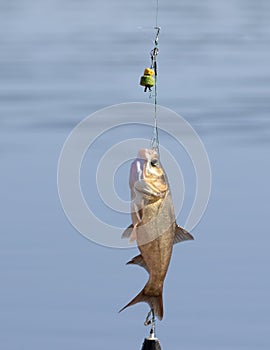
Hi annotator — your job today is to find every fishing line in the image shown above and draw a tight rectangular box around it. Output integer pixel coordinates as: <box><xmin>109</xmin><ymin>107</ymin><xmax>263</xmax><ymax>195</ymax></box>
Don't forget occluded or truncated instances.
<box><xmin>155</xmin><ymin>0</ymin><xmax>159</xmax><ymax>28</ymax></box>
<box><xmin>152</xmin><ymin>0</ymin><xmax>160</xmax><ymax>152</ymax></box>
<box><xmin>151</xmin><ymin>26</ymin><xmax>160</xmax><ymax>153</ymax></box>
<box><xmin>139</xmin><ymin>0</ymin><xmax>160</xmax><ymax>153</ymax></box>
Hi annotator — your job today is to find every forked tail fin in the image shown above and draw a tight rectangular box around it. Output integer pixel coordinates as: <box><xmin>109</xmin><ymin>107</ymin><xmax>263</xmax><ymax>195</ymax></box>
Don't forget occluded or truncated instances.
<box><xmin>119</xmin><ymin>288</ymin><xmax>163</xmax><ymax>320</ymax></box>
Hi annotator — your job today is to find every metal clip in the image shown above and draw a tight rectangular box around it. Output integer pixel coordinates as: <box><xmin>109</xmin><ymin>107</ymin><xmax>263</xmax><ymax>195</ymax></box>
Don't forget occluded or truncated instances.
<box><xmin>150</xmin><ymin>27</ymin><xmax>160</xmax><ymax>73</ymax></box>
<box><xmin>144</xmin><ymin>310</ymin><xmax>153</xmax><ymax>326</ymax></box>
<box><xmin>154</xmin><ymin>26</ymin><xmax>161</xmax><ymax>46</ymax></box>
<box><xmin>144</xmin><ymin>309</ymin><xmax>157</xmax><ymax>339</ymax></box>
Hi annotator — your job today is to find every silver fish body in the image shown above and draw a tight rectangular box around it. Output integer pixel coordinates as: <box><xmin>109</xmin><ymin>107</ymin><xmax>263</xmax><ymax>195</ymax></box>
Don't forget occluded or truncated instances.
<box><xmin>120</xmin><ymin>148</ymin><xmax>193</xmax><ymax>320</ymax></box>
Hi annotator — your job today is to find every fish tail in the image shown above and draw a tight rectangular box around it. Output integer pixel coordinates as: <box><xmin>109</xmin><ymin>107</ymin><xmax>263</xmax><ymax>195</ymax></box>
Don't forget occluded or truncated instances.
<box><xmin>119</xmin><ymin>287</ymin><xmax>163</xmax><ymax>320</ymax></box>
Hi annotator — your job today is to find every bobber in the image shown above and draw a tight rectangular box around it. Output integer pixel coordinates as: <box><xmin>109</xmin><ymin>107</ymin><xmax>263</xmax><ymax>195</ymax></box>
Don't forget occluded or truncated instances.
<box><xmin>140</xmin><ymin>68</ymin><xmax>155</xmax><ymax>92</ymax></box>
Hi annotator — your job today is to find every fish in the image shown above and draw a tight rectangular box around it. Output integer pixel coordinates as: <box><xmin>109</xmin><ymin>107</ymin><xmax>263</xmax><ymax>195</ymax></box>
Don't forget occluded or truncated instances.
<box><xmin>120</xmin><ymin>148</ymin><xmax>194</xmax><ymax>320</ymax></box>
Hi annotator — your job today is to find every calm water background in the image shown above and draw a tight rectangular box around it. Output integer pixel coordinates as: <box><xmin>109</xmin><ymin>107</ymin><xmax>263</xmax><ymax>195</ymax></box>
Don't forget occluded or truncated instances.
<box><xmin>1</xmin><ymin>0</ymin><xmax>270</xmax><ymax>349</ymax></box>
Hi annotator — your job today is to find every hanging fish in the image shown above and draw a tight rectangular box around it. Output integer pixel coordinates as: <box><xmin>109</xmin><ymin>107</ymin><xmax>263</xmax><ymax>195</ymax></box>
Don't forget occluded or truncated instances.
<box><xmin>120</xmin><ymin>148</ymin><xmax>194</xmax><ymax>320</ymax></box>
<box><xmin>140</xmin><ymin>68</ymin><xmax>155</xmax><ymax>92</ymax></box>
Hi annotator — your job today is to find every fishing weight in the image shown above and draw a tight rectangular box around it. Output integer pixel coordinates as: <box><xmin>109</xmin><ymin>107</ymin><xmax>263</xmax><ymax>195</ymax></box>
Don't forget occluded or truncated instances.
<box><xmin>141</xmin><ymin>338</ymin><xmax>162</xmax><ymax>350</ymax></box>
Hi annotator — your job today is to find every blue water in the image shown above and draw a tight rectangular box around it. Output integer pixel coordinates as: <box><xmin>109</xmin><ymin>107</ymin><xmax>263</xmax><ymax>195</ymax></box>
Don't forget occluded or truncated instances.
<box><xmin>1</xmin><ymin>0</ymin><xmax>270</xmax><ymax>349</ymax></box>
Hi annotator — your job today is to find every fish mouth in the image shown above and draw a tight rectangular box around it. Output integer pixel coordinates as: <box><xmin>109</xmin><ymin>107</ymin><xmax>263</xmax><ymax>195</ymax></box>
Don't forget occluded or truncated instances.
<box><xmin>134</xmin><ymin>179</ymin><xmax>167</xmax><ymax>198</ymax></box>
<box><xmin>129</xmin><ymin>148</ymin><xmax>168</xmax><ymax>198</ymax></box>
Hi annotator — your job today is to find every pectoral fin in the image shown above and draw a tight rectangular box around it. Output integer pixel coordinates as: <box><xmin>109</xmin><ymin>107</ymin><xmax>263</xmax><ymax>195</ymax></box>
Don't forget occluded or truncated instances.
<box><xmin>129</xmin><ymin>229</ymin><xmax>137</xmax><ymax>242</ymax></box>
<box><xmin>126</xmin><ymin>254</ymin><xmax>149</xmax><ymax>272</ymax></box>
<box><xmin>121</xmin><ymin>224</ymin><xmax>133</xmax><ymax>239</ymax></box>
<box><xmin>121</xmin><ymin>223</ymin><xmax>137</xmax><ymax>242</ymax></box>
<box><xmin>174</xmin><ymin>225</ymin><xmax>194</xmax><ymax>244</ymax></box>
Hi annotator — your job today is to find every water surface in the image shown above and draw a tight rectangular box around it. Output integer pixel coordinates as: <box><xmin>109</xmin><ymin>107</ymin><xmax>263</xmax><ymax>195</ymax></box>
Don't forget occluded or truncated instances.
<box><xmin>1</xmin><ymin>1</ymin><xmax>270</xmax><ymax>349</ymax></box>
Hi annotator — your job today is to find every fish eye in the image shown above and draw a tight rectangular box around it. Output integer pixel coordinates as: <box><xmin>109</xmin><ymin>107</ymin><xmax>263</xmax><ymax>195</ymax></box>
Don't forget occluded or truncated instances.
<box><xmin>150</xmin><ymin>158</ymin><xmax>159</xmax><ymax>167</ymax></box>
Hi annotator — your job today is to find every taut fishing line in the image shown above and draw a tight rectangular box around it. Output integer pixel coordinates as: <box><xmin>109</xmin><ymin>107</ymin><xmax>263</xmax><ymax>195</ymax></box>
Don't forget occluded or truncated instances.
<box><xmin>139</xmin><ymin>0</ymin><xmax>160</xmax><ymax>153</ymax></box>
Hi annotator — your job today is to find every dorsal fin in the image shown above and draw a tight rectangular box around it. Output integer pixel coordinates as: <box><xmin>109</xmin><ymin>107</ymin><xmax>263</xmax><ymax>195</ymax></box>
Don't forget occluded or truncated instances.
<box><xmin>174</xmin><ymin>225</ymin><xmax>194</xmax><ymax>244</ymax></box>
